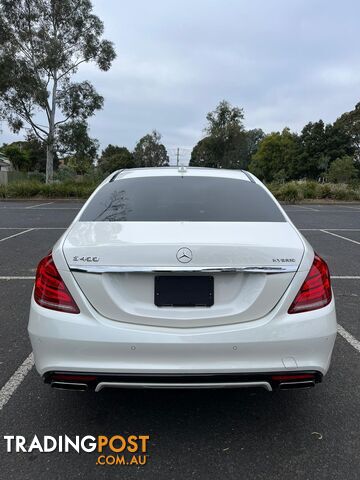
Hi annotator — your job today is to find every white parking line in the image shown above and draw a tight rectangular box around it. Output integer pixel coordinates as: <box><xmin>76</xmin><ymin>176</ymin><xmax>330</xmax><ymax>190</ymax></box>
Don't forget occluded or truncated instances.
<box><xmin>340</xmin><ymin>205</ymin><xmax>360</xmax><ymax>211</ymax></box>
<box><xmin>286</xmin><ymin>209</ymin><xmax>360</xmax><ymax>213</ymax></box>
<box><xmin>320</xmin><ymin>229</ymin><xmax>360</xmax><ymax>246</ymax></box>
<box><xmin>0</xmin><ymin>207</ymin><xmax>79</xmax><ymax>210</ymax></box>
<box><xmin>0</xmin><ymin>227</ymin><xmax>66</xmax><ymax>230</ymax></box>
<box><xmin>290</xmin><ymin>205</ymin><xmax>320</xmax><ymax>211</ymax></box>
<box><xmin>301</xmin><ymin>229</ymin><xmax>360</xmax><ymax>231</ymax></box>
<box><xmin>331</xmin><ymin>276</ymin><xmax>360</xmax><ymax>280</ymax></box>
<box><xmin>28</xmin><ymin>207</ymin><xmax>80</xmax><ymax>210</ymax></box>
<box><xmin>337</xmin><ymin>325</ymin><xmax>360</xmax><ymax>353</ymax></box>
<box><xmin>0</xmin><ymin>276</ymin><xmax>35</xmax><ymax>280</ymax></box>
<box><xmin>0</xmin><ymin>353</ymin><xmax>34</xmax><ymax>411</ymax></box>
<box><xmin>0</xmin><ymin>228</ymin><xmax>34</xmax><ymax>242</ymax></box>
<box><xmin>26</xmin><ymin>202</ymin><xmax>54</xmax><ymax>209</ymax></box>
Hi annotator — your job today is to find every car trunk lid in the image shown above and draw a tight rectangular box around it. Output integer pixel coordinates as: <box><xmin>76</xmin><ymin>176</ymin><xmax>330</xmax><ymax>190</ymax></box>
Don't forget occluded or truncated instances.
<box><xmin>63</xmin><ymin>221</ymin><xmax>304</xmax><ymax>327</ymax></box>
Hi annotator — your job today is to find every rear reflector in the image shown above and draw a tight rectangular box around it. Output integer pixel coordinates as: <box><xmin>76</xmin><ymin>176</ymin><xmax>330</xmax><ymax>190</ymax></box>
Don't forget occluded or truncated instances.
<box><xmin>271</xmin><ymin>374</ymin><xmax>315</xmax><ymax>381</ymax></box>
<box><xmin>52</xmin><ymin>374</ymin><xmax>97</xmax><ymax>382</ymax></box>
<box><xmin>288</xmin><ymin>253</ymin><xmax>332</xmax><ymax>314</ymax></box>
<box><xmin>34</xmin><ymin>253</ymin><xmax>80</xmax><ymax>314</ymax></box>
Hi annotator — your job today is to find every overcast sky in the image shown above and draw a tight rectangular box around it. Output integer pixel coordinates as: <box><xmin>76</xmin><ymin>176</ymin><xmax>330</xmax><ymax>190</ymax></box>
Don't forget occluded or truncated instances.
<box><xmin>1</xmin><ymin>0</ymin><xmax>360</xmax><ymax>163</ymax></box>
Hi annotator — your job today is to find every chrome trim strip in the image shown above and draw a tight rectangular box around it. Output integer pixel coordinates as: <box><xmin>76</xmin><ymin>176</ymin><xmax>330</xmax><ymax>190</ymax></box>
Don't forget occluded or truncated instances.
<box><xmin>279</xmin><ymin>380</ymin><xmax>315</xmax><ymax>390</ymax></box>
<box><xmin>95</xmin><ymin>381</ymin><xmax>272</xmax><ymax>392</ymax></box>
<box><xmin>51</xmin><ymin>381</ymin><xmax>88</xmax><ymax>391</ymax></box>
<box><xmin>70</xmin><ymin>265</ymin><xmax>298</xmax><ymax>274</ymax></box>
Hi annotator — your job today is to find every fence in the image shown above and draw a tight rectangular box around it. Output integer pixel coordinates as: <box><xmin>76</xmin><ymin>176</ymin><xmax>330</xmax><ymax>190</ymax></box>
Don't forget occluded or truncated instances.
<box><xmin>0</xmin><ymin>171</ymin><xmax>28</xmax><ymax>185</ymax></box>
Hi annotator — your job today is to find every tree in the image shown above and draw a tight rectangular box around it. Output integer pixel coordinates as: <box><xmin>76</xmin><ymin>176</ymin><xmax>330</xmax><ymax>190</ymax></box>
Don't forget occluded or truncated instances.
<box><xmin>98</xmin><ymin>144</ymin><xmax>135</xmax><ymax>175</ymax></box>
<box><xmin>327</xmin><ymin>156</ymin><xmax>358</xmax><ymax>183</ymax></box>
<box><xmin>190</xmin><ymin>136</ymin><xmax>220</xmax><ymax>168</ymax></box>
<box><xmin>249</xmin><ymin>128</ymin><xmax>301</xmax><ymax>182</ymax></box>
<box><xmin>133</xmin><ymin>130</ymin><xmax>169</xmax><ymax>167</ymax></box>
<box><xmin>25</xmin><ymin>133</ymin><xmax>48</xmax><ymax>172</ymax></box>
<box><xmin>190</xmin><ymin>100</ymin><xmax>248</xmax><ymax>169</ymax></box>
<box><xmin>294</xmin><ymin>120</ymin><xmax>329</xmax><ymax>179</ymax></box>
<box><xmin>244</xmin><ymin>128</ymin><xmax>265</xmax><ymax>167</ymax></box>
<box><xmin>57</xmin><ymin>120</ymin><xmax>98</xmax><ymax>174</ymax></box>
<box><xmin>335</xmin><ymin>102</ymin><xmax>360</xmax><ymax>161</ymax></box>
<box><xmin>324</xmin><ymin>122</ymin><xmax>354</xmax><ymax>164</ymax></box>
<box><xmin>0</xmin><ymin>0</ymin><xmax>116</xmax><ymax>182</ymax></box>
<box><xmin>1</xmin><ymin>143</ymin><xmax>31</xmax><ymax>171</ymax></box>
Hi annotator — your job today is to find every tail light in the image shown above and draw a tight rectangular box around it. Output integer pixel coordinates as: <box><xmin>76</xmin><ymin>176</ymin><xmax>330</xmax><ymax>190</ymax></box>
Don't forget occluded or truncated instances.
<box><xmin>288</xmin><ymin>253</ymin><xmax>332</xmax><ymax>314</ymax></box>
<box><xmin>34</xmin><ymin>253</ymin><xmax>80</xmax><ymax>314</ymax></box>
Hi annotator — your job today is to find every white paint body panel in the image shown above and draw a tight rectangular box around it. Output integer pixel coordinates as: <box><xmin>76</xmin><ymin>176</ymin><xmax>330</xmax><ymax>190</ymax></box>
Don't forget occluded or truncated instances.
<box><xmin>28</xmin><ymin>168</ymin><xmax>337</xmax><ymax>379</ymax></box>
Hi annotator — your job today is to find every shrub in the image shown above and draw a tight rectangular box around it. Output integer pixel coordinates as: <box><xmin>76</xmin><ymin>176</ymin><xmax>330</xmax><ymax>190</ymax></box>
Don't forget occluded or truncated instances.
<box><xmin>0</xmin><ymin>180</ymin><xmax>98</xmax><ymax>198</ymax></box>
<box><xmin>327</xmin><ymin>156</ymin><xmax>358</xmax><ymax>183</ymax></box>
<box><xmin>275</xmin><ymin>183</ymin><xmax>303</xmax><ymax>203</ymax></box>
<box><xmin>301</xmin><ymin>181</ymin><xmax>319</xmax><ymax>199</ymax></box>
<box><xmin>27</xmin><ymin>171</ymin><xmax>46</xmax><ymax>183</ymax></box>
<box><xmin>317</xmin><ymin>184</ymin><xmax>332</xmax><ymax>199</ymax></box>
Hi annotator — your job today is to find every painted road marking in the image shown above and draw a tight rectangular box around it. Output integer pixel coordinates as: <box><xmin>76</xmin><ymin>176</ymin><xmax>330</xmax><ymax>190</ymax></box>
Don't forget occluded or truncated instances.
<box><xmin>26</xmin><ymin>202</ymin><xmax>54</xmax><ymax>209</ymax></box>
<box><xmin>300</xmin><ymin>229</ymin><xmax>360</xmax><ymax>231</ymax></box>
<box><xmin>289</xmin><ymin>205</ymin><xmax>320</xmax><ymax>211</ymax></box>
<box><xmin>0</xmin><ymin>227</ymin><xmax>66</xmax><ymax>230</ymax></box>
<box><xmin>0</xmin><ymin>353</ymin><xmax>34</xmax><ymax>411</ymax></box>
<box><xmin>331</xmin><ymin>276</ymin><xmax>360</xmax><ymax>280</ymax></box>
<box><xmin>320</xmin><ymin>229</ymin><xmax>360</xmax><ymax>246</ymax></box>
<box><xmin>337</xmin><ymin>325</ymin><xmax>360</xmax><ymax>354</ymax></box>
<box><xmin>0</xmin><ymin>229</ymin><xmax>34</xmax><ymax>243</ymax></box>
<box><xmin>0</xmin><ymin>207</ymin><xmax>79</xmax><ymax>210</ymax></box>
<box><xmin>0</xmin><ymin>276</ymin><xmax>35</xmax><ymax>280</ymax></box>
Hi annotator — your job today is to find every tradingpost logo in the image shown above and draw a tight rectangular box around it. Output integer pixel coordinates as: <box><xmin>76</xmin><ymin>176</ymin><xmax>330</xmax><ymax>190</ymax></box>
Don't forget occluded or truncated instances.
<box><xmin>3</xmin><ymin>434</ymin><xmax>150</xmax><ymax>466</ymax></box>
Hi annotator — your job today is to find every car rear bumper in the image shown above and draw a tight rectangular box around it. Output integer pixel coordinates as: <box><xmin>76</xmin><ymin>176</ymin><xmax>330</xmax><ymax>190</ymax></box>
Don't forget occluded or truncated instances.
<box><xmin>28</xmin><ymin>297</ymin><xmax>337</xmax><ymax>386</ymax></box>
<box><xmin>44</xmin><ymin>371</ymin><xmax>323</xmax><ymax>392</ymax></box>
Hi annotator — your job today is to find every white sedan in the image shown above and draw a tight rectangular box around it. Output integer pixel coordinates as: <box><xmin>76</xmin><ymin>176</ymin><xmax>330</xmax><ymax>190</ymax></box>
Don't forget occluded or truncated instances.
<box><xmin>28</xmin><ymin>167</ymin><xmax>337</xmax><ymax>392</ymax></box>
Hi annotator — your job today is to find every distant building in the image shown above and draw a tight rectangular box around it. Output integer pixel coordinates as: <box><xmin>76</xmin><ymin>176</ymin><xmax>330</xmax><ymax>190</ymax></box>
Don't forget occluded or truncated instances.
<box><xmin>0</xmin><ymin>153</ymin><xmax>13</xmax><ymax>172</ymax></box>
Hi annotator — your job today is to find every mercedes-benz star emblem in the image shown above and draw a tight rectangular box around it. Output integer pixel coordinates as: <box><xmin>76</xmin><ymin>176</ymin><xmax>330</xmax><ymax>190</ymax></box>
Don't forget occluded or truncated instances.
<box><xmin>176</xmin><ymin>247</ymin><xmax>193</xmax><ymax>263</ymax></box>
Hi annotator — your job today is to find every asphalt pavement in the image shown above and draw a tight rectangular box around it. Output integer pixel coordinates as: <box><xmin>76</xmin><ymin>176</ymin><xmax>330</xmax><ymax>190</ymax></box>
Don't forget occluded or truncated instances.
<box><xmin>0</xmin><ymin>200</ymin><xmax>359</xmax><ymax>480</ymax></box>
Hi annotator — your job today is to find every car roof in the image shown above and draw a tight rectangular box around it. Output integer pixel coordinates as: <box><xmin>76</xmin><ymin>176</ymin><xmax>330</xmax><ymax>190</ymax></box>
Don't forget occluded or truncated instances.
<box><xmin>111</xmin><ymin>166</ymin><xmax>252</xmax><ymax>182</ymax></box>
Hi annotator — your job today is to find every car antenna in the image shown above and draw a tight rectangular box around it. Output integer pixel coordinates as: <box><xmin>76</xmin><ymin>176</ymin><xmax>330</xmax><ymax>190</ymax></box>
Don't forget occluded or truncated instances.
<box><xmin>178</xmin><ymin>164</ymin><xmax>187</xmax><ymax>177</ymax></box>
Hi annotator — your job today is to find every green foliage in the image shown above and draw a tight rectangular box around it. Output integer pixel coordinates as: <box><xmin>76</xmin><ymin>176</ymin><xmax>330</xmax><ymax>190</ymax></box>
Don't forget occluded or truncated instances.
<box><xmin>294</xmin><ymin>120</ymin><xmax>329</xmax><ymax>179</ymax></box>
<box><xmin>301</xmin><ymin>181</ymin><xmax>319</xmax><ymax>199</ymax></box>
<box><xmin>54</xmin><ymin>165</ymin><xmax>77</xmax><ymax>182</ymax></box>
<box><xmin>57</xmin><ymin>120</ymin><xmax>99</xmax><ymax>174</ymax></box>
<box><xmin>273</xmin><ymin>182</ymin><xmax>304</xmax><ymax>203</ymax></box>
<box><xmin>0</xmin><ymin>143</ymin><xmax>31</xmax><ymax>171</ymax></box>
<box><xmin>249</xmin><ymin>128</ymin><xmax>300</xmax><ymax>182</ymax></box>
<box><xmin>190</xmin><ymin>100</ymin><xmax>252</xmax><ymax>169</ymax></box>
<box><xmin>1</xmin><ymin>178</ymin><xmax>359</xmax><ymax>202</ymax></box>
<box><xmin>1</xmin><ymin>136</ymin><xmax>49</xmax><ymax>172</ymax></box>
<box><xmin>134</xmin><ymin>131</ymin><xmax>169</xmax><ymax>167</ymax></box>
<box><xmin>0</xmin><ymin>0</ymin><xmax>116</xmax><ymax>182</ymax></box>
<box><xmin>0</xmin><ymin>179</ymin><xmax>98</xmax><ymax>199</ymax></box>
<box><xmin>335</xmin><ymin>102</ymin><xmax>360</xmax><ymax>161</ymax></box>
<box><xmin>25</xmin><ymin>134</ymin><xmax>48</xmax><ymax>172</ymax></box>
<box><xmin>327</xmin><ymin>156</ymin><xmax>358</xmax><ymax>183</ymax></box>
<box><xmin>191</xmin><ymin>100</ymin><xmax>359</xmax><ymax>182</ymax></box>
<box><xmin>205</xmin><ymin>100</ymin><xmax>245</xmax><ymax>138</ymax></box>
<box><xmin>268</xmin><ymin>181</ymin><xmax>360</xmax><ymax>202</ymax></box>
<box><xmin>98</xmin><ymin>145</ymin><xmax>135</xmax><ymax>175</ymax></box>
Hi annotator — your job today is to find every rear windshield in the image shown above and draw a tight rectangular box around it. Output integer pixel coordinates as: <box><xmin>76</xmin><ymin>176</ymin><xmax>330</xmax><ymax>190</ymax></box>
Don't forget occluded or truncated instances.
<box><xmin>80</xmin><ymin>176</ymin><xmax>285</xmax><ymax>222</ymax></box>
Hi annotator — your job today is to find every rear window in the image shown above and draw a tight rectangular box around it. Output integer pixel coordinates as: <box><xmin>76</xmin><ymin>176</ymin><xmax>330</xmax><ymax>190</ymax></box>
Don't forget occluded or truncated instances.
<box><xmin>80</xmin><ymin>176</ymin><xmax>285</xmax><ymax>222</ymax></box>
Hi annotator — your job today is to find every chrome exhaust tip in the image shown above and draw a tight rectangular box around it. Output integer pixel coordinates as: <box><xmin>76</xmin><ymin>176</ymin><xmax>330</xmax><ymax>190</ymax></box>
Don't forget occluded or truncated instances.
<box><xmin>51</xmin><ymin>381</ymin><xmax>88</xmax><ymax>391</ymax></box>
<box><xmin>279</xmin><ymin>380</ymin><xmax>315</xmax><ymax>390</ymax></box>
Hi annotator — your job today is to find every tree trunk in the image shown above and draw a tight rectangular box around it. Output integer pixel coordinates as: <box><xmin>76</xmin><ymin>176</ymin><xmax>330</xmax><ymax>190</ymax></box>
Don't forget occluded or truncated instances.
<box><xmin>46</xmin><ymin>143</ymin><xmax>54</xmax><ymax>183</ymax></box>
<box><xmin>46</xmin><ymin>75</ymin><xmax>57</xmax><ymax>184</ymax></box>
